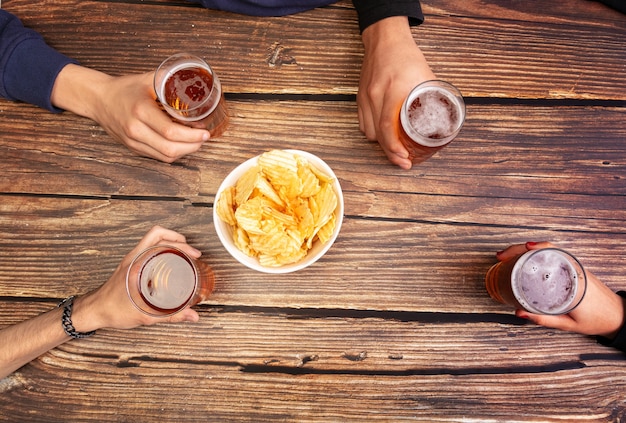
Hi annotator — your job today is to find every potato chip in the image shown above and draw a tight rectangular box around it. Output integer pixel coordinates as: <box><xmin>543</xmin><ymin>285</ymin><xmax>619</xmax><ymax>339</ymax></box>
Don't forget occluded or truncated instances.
<box><xmin>234</xmin><ymin>196</ymin><xmax>265</xmax><ymax>234</ymax></box>
<box><xmin>258</xmin><ymin>149</ymin><xmax>299</xmax><ymax>175</ymax></box>
<box><xmin>216</xmin><ymin>150</ymin><xmax>339</xmax><ymax>267</ymax></box>
<box><xmin>254</xmin><ymin>175</ymin><xmax>285</xmax><ymax>208</ymax></box>
<box><xmin>297</xmin><ymin>160</ymin><xmax>321</xmax><ymax>198</ymax></box>
<box><xmin>316</xmin><ymin>215</ymin><xmax>336</xmax><ymax>245</ymax></box>
<box><xmin>262</xmin><ymin>205</ymin><xmax>297</xmax><ymax>227</ymax></box>
<box><xmin>260</xmin><ymin>150</ymin><xmax>303</xmax><ymax>199</ymax></box>
<box><xmin>235</xmin><ymin>165</ymin><xmax>261</xmax><ymax>206</ymax></box>
<box><xmin>311</xmin><ymin>183</ymin><xmax>337</xmax><ymax>229</ymax></box>
<box><xmin>293</xmin><ymin>201</ymin><xmax>315</xmax><ymax>240</ymax></box>
<box><xmin>233</xmin><ymin>227</ymin><xmax>254</xmax><ymax>257</ymax></box>
<box><xmin>216</xmin><ymin>185</ymin><xmax>236</xmax><ymax>226</ymax></box>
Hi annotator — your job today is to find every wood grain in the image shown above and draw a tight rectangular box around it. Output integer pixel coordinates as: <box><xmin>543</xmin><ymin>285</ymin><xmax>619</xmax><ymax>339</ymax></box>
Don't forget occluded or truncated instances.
<box><xmin>0</xmin><ymin>302</ymin><xmax>625</xmax><ymax>421</ymax></box>
<box><xmin>3</xmin><ymin>0</ymin><xmax>626</xmax><ymax>98</ymax></box>
<box><xmin>1</xmin><ymin>0</ymin><xmax>625</xmax><ymax>421</ymax></box>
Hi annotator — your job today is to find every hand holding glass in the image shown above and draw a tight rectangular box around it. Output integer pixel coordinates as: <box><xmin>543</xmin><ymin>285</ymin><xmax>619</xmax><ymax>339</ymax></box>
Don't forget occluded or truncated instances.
<box><xmin>485</xmin><ymin>248</ymin><xmax>587</xmax><ymax>315</ymax></box>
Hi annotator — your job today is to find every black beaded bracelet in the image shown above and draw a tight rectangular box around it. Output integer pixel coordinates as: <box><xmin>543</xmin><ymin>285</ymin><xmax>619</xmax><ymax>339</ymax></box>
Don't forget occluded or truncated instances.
<box><xmin>57</xmin><ymin>296</ymin><xmax>96</xmax><ymax>339</ymax></box>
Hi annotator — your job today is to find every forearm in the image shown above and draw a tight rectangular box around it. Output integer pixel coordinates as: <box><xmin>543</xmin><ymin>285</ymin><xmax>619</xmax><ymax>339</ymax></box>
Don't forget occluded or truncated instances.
<box><xmin>0</xmin><ymin>293</ymin><xmax>102</xmax><ymax>379</ymax></box>
<box><xmin>50</xmin><ymin>63</ymin><xmax>113</xmax><ymax>122</ymax></box>
<box><xmin>0</xmin><ymin>306</ymin><xmax>69</xmax><ymax>378</ymax></box>
<box><xmin>597</xmin><ymin>291</ymin><xmax>626</xmax><ymax>351</ymax></box>
<box><xmin>598</xmin><ymin>291</ymin><xmax>626</xmax><ymax>339</ymax></box>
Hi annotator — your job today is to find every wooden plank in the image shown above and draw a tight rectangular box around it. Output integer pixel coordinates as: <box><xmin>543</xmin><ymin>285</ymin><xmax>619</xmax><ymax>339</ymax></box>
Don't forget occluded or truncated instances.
<box><xmin>3</xmin><ymin>0</ymin><xmax>625</xmax><ymax>99</ymax></box>
<box><xmin>0</xmin><ymin>301</ymin><xmax>624</xmax><ymax>421</ymax></box>
<box><xmin>0</xmin><ymin>301</ymin><xmax>618</xmax><ymax>371</ymax></box>
<box><xmin>1</xmin><ymin>197</ymin><xmax>625</xmax><ymax>311</ymax></box>
<box><xmin>4</xmin><ymin>365</ymin><xmax>625</xmax><ymax>421</ymax></box>
<box><xmin>2</xmin><ymin>101</ymin><xmax>625</xmax><ymax>199</ymax></box>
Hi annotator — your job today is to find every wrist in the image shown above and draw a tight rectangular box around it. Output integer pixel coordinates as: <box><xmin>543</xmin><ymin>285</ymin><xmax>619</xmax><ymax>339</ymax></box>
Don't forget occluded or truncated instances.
<box><xmin>57</xmin><ymin>296</ymin><xmax>97</xmax><ymax>339</ymax></box>
<box><xmin>51</xmin><ymin>64</ymin><xmax>112</xmax><ymax>121</ymax></box>
<box><xmin>361</xmin><ymin>16</ymin><xmax>413</xmax><ymax>51</ymax></box>
<box><xmin>69</xmin><ymin>292</ymin><xmax>103</xmax><ymax>334</ymax></box>
<box><xmin>600</xmin><ymin>292</ymin><xmax>626</xmax><ymax>339</ymax></box>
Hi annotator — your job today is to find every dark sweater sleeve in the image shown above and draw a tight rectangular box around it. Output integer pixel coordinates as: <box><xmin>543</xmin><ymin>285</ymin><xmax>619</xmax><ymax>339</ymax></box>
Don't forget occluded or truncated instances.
<box><xmin>596</xmin><ymin>291</ymin><xmax>626</xmax><ymax>353</ymax></box>
<box><xmin>0</xmin><ymin>10</ymin><xmax>76</xmax><ymax>112</ymax></box>
<box><xmin>596</xmin><ymin>0</ymin><xmax>626</xmax><ymax>14</ymax></box>
<box><xmin>352</xmin><ymin>0</ymin><xmax>423</xmax><ymax>33</ymax></box>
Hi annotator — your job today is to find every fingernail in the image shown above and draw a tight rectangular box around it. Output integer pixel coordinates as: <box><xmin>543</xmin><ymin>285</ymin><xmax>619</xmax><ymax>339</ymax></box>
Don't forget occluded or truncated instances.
<box><xmin>525</xmin><ymin>242</ymin><xmax>538</xmax><ymax>248</ymax></box>
<box><xmin>202</xmin><ymin>132</ymin><xmax>210</xmax><ymax>142</ymax></box>
<box><xmin>514</xmin><ymin>308</ymin><xmax>527</xmax><ymax>318</ymax></box>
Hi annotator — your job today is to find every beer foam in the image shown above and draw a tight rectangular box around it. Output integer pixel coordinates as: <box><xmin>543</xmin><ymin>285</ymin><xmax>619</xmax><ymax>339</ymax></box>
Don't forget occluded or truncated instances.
<box><xmin>406</xmin><ymin>87</ymin><xmax>462</xmax><ymax>145</ymax></box>
<box><xmin>512</xmin><ymin>250</ymin><xmax>579</xmax><ymax>314</ymax></box>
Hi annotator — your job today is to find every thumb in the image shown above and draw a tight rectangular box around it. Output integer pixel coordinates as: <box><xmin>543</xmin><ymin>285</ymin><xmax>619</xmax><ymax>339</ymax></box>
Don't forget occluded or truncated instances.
<box><xmin>166</xmin><ymin>308</ymin><xmax>200</xmax><ymax>324</ymax></box>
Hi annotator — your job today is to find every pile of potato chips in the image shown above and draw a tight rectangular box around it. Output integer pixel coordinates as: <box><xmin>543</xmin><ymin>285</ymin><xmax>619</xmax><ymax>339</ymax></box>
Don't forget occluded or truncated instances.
<box><xmin>216</xmin><ymin>150</ymin><xmax>339</xmax><ymax>267</ymax></box>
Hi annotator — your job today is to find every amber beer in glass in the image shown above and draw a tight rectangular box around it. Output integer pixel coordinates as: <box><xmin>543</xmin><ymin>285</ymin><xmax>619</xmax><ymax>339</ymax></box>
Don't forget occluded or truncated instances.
<box><xmin>485</xmin><ymin>248</ymin><xmax>587</xmax><ymax>315</ymax></box>
<box><xmin>126</xmin><ymin>245</ymin><xmax>215</xmax><ymax>317</ymax></box>
<box><xmin>398</xmin><ymin>80</ymin><xmax>465</xmax><ymax>165</ymax></box>
<box><xmin>154</xmin><ymin>53</ymin><xmax>229</xmax><ymax>137</ymax></box>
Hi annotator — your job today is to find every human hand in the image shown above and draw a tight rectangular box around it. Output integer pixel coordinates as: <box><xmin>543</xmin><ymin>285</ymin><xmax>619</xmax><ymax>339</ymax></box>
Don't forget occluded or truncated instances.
<box><xmin>72</xmin><ymin>226</ymin><xmax>202</xmax><ymax>332</ymax></box>
<box><xmin>51</xmin><ymin>65</ymin><xmax>210</xmax><ymax>163</ymax></box>
<box><xmin>497</xmin><ymin>242</ymin><xmax>626</xmax><ymax>338</ymax></box>
<box><xmin>357</xmin><ymin>16</ymin><xmax>436</xmax><ymax>170</ymax></box>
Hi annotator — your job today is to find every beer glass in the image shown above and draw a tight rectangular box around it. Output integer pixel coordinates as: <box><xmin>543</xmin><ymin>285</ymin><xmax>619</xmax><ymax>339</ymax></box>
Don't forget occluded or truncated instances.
<box><xmin>154</xmin><ymin>53</ymin><xmax>229</xmax><ymax>137</ymax></box>
<box><xmin>398</xmin><ymin>80</ymin><xmax>466</xmax><ymax>165</ymax></box>
<box><xmin>485</xmin><ymin>248</ymin><xmax>587</xmax><ymax>315</ymax></box>
<box><xmin>126</xmin><ymin>245</ymin><xmax>215</xmax><ymax>317</ymax></box>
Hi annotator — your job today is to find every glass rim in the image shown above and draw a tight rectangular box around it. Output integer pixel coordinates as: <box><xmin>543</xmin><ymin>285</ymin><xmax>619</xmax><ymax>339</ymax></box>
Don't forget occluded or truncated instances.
<box><xmin>125</xmin><ymin>244</ymin><xmax>199</xmax><ymax>317</ymax></box>
<box><xmin>153</xmin><ymin>53</ymin><xmax>221</xmax><ymax>118</ymax></box>
<box><xmin>512</xmin><ymin>247</ymin><xmax>588</xmax><ymax>315</ymax></box>
<box><xmin>400</xmin><ymin>79</ymin><xmax>466</xmax><ymax>147</ymax></box>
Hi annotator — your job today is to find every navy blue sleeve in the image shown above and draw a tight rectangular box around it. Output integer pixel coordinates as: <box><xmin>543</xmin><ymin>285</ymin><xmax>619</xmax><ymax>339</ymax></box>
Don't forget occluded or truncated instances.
<box><xmin>185</xmin><ymin>0</ymin><xmax>423</xmax><ymax>33</ymax></box>
<box><xmin>352</xmin><ymin>0</ymin><xmax>423</xmax><ymax>33</ymax></box>
<box><xmin>185</xmin><ymin>0</ymin><xmax>337</xmax><ymax>16</ymax></box>
<box><xmin>596</xmin><ymin>291</ymin><xmax>626</xmax><ymax>353</ymax></box>
<box><xmin>0</xmin><ymin>10</ymin><xmax>76</xmax><ymax>112</ymax></box>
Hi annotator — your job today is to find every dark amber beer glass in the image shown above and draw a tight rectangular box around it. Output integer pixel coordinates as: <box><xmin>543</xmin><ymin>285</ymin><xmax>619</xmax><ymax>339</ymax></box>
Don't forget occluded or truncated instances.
<box><xmin>154</xmin><ymin>53</ymin><xmax>229</xmax><ymax>137</ymax></box>
<box><xmin>126</xmin><ymin>245</ymin><xmax>215</xmax><ymax>317</ymax></box>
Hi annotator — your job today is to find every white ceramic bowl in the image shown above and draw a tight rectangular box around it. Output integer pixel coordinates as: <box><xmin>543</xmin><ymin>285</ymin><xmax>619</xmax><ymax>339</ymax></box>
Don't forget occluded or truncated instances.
<box><xmin>213</xmin><ymin>150</ymin><xmax>344</xmax><ymax>274</ymax></box>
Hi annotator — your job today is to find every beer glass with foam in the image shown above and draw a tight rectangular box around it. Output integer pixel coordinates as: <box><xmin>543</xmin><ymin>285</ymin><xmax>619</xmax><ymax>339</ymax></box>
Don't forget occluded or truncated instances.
<box><xmin>154</xmin><ymin>53</ymin><xmax>229</xmax><ymax>137</ymax></box>
<box><xmin>126</xmin><ymin>245</ymin><xmax>215</xmax><ymax>317</ymax></box>
<box><xmin>398</xmin><ymin>80</ymin><xmax>466</xmax><ymax>165</ymax></box>
<box><xmin>485</xmin><ymin>248</ymin><xmax>587</xmax><ymax>315</ymax></box>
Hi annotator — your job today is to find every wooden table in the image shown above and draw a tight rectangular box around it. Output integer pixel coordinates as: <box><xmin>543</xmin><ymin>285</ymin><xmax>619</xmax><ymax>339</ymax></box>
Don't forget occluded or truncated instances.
<box><xmin>1</xmin><ymin>0</ymin><xmax>625</xmax><ymax>421</ymax></box>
